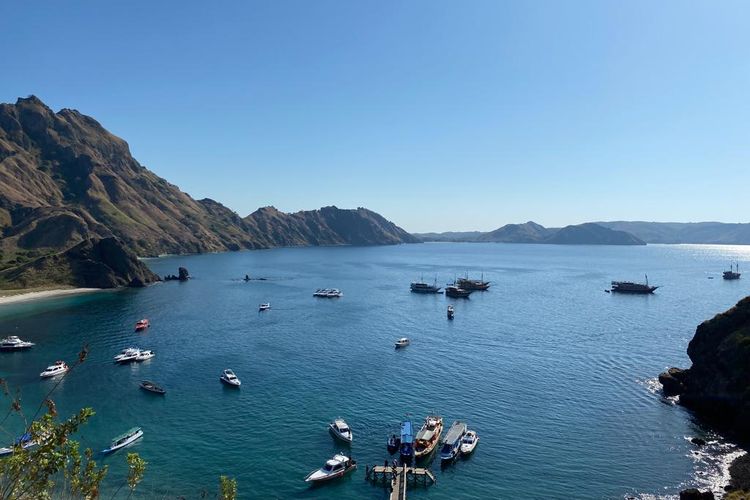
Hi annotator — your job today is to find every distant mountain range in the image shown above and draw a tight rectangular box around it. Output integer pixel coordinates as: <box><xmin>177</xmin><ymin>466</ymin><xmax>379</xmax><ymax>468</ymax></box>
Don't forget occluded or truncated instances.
<box><xmin>596</xmin><ymin>221</ymin><xmax>750</xmax><ymax>245</ymax></box>
<box><xmin>416</xmin><ymin>222</ymin><xmax>646</xmax><ymax>245</ymax></box>
<box><xmin>0</xmin><ymin>96</ymin><xmax>417</xmax><ymax>289</ymax></box>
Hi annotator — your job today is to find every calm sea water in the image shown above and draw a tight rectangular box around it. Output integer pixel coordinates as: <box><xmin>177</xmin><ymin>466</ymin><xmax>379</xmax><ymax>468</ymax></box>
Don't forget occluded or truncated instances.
<box><xmin>1</xmin><ymin>243</ymin><xmax>749</xmax><ymax>499</ymax></box>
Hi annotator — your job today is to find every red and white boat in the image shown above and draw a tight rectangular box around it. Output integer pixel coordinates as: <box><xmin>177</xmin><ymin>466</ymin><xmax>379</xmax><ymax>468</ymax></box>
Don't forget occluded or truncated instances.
<box><xmin>135</xmin><ymin>319</ymin><xmax>150</xmax><ymax>331</ymax></box>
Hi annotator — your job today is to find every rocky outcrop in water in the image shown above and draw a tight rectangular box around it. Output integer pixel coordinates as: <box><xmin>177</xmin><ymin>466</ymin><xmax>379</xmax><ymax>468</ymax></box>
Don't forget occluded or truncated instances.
<box><xmin>659</xmin><ymin>296</ymin><xmax>750</xmax><ymax>441</ymax></box>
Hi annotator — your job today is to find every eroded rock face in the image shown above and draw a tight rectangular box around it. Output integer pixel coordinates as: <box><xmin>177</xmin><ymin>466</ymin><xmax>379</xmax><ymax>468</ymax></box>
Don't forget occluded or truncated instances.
<box><xmin>659</xmin><ymin>296</ymin><xmax>750</xmax><ymax>441</ymax></box>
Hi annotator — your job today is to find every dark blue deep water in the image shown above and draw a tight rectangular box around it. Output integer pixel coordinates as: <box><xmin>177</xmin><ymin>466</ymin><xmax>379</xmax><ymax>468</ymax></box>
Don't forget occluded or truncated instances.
<box><xmin>1</xmin><ymin>243</ymin><xmax>749</xmax><ymax>499</ymax></box>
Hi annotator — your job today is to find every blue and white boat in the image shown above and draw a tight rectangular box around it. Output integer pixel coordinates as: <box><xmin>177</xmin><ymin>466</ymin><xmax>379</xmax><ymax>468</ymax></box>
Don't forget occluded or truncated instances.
<box><xmin>439</xmin><ymin>421</ymin><xmax>467</xmax><ymax>462</ymax></box>
<box><xmin>101</xmin><ymin>427</ymin><xmax>143</xmax><ymax>454</ymax></box>
<box><xmin>0</xmin><ymin>433</ymin><xmax>36</xmax><ymax>457</ymax></box>
<box><xmin>399</xmin><ymin>420</ymin><xmax>415</xmax><ymax>465</ymax></box>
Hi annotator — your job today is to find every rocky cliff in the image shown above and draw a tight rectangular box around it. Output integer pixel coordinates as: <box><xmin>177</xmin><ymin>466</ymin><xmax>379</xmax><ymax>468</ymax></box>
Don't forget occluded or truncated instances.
<box><xmin>659</xmin><ymin>296</ymin><xmax>750</xmax><ymax>440</ymax></box>
<box><xmin>0</xmin><ymin>96</ymin><xmax>417</xmax><ymax>288</ymax></box>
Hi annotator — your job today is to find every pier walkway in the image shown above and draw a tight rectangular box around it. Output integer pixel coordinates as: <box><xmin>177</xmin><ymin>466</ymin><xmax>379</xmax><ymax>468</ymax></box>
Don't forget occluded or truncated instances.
<box><xmin>365</xmin><ymin>465</ymin><xmax>436</xmax><ymax>499</ymax></box>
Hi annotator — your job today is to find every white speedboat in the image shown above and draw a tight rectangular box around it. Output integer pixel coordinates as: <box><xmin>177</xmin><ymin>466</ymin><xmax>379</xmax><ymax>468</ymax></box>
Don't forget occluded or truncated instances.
<box><xmin>304</xmin><ymin>454</ymin><xmax>356</xmax><ymax>483</ymax></box>
<box><xmin>101</xmin><ymin>427</ymin><xmax>143</xmax><ymax>454</ymax></box>
<box><xmin>114</xmin><ymin>348</ymin><xmax>141</xmax><ymax>363</ymax></box>
<box><xmin>135</xmin><ymin>350</ymin><xmax>155</xmax><ymax>361</ymax></box>
<box><xmin>0</xmin><ymin>336</ymin><xmax>35</xmax><ymax>351</ymax></box>
<box><xmin>40</xmin><ymin>360</ymin><xmax>69</xmax><ymax>378</ymax></box>
<box><xmin>329</xmin><ymin>419</ymin><xmax>353</xmax><ymax>443</ymax></box>
<box><xmin>395</xmin><ymin>338</ymin><xmax>410</xmax><ymax>349</ymax></box>
<box><xmin>220</xmin><ymin>369</ymin><xmax>241</xmax><ymax>387</ymax></box>
<box><xmin>259</xmin><ymin>303</ymin><xmax>271</xmax><ymax>312</ymax></box>
<box><xmin>460</xmin><ymin>430</ymin><xmax>479</xmax><ymax>455</ymax></box>
<box><xmin>0</xmin><ymin>433</ymin><xmax>36</xmax><ymax>457</ymax></box>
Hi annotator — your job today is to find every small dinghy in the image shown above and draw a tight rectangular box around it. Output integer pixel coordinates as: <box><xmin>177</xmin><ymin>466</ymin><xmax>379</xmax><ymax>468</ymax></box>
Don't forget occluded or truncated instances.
<box><xmin>0</xmin><ymin>433</ymin><xmax>36</xmax><ymax>457</ymax></box>
<box><xmin>135</xmin><ymin>319</ymin><xmax>150</xmax><ymax>331</ymax></box>
<box><xmin>395</xmin><ymin>337</ymin><xmax>410</xmax><ymax>349</ymax></box>
<box><xmin>259</xmin><ymin>303</ymin><xmax>271</xmax><ymax>312</ymax></box>
<box><xmin>101</xmin><ymin>427</ymin><xmax>143</xmax><ymax>454</ymax></box>
<box><xmin>135</xmin><ymin>350</ymin><xmax>155</xmax><ymax>361</ymax></box>
<box><xmin>114</xmin><ymin>348</ymin><xmax>141</xmax><ymax>363</ymax></box>
<box><xmin>220</xmin><ymin>369</ymin><xmax>241</xmax><ymax>387</ymax></box>
<box><xmin>460</xmin><ymin>430</ymin><xmax>479</xmax><ymax>455</ymax></box>
<box><xmin>329</xmin><ymin>419</ymin><xmax>353</xmax><ymax>443</ymax></box>
<box><xmin>304</xmin><ymin>454</ymin><xmax>356</xmax><ymax>483</ymax></box>
<box><xmin>139</xmin><ymin>380</ymin><xmax>166</xmax><ymax>395</ymax></box>
<box><xmin>387</xmin><ymin>434</ymin><xmax>401</xmax><ymax>455</ymax></box>
<box><xmin>447</xmin><ymin>305</ymin><xmax>454</xmax><ymax>320</ymax></box>
<box><xmin>40</xmin><ymin>360</ymin><xmax>69</xmax><ymax>378</ymax></box>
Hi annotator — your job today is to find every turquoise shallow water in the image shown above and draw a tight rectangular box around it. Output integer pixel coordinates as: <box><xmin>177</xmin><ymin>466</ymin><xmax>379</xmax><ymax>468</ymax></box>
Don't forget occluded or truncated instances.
<box><xmin>1</xmin><ymin>243</ymin><xmax>749</xmax><ymax>499</ymax></box>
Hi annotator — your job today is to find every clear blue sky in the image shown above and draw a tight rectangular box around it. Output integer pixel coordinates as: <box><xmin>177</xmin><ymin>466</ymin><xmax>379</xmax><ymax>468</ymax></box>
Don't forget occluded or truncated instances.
<box><xmin>1</xmin><ymin>1</ymin><xmax>748</xmax><ymax>232</ymax></box>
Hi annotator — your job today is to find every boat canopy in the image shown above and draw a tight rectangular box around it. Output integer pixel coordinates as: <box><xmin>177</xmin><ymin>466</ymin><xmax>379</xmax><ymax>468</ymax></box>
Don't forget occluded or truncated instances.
<box><xmin>111</xmin><ymin>427</ymin><xmax>141</xmax><ymax>444</ymax></box>
<box><xmin>442</xmin><ymin>421</ymin><xmax>467</xmax><ymax>444</ymax></box>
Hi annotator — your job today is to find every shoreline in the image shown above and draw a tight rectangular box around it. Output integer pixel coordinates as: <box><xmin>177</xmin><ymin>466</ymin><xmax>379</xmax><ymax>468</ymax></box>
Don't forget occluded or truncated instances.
<box><xmin>0</xmin><ymin>287</ymin><xmax>103</xmax><ymax>306</ymax></box>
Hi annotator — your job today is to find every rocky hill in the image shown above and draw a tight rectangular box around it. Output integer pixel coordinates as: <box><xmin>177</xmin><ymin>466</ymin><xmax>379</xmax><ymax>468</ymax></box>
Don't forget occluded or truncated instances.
<box><xmin>659</xmin><ymin>296</ymin><xmax>750</xmax><ymax>440</ymax></box>
<box><xmin>417</xmin><ymin>221</ymin><xmax>645</xmax><ymax>245</ymax></box>
<box><xmin>545</xmin><ymin>223</ymin><xmax>645</xmax><ymax>245</ymax></box>
<box><xmin>476</xmin><ymin>221</ymin><xmax>551</xmax><ymax>243</ymax></box>
<box><xmin>599</xmin><ymin>221</ymin><xmax>750</xmax><ymax>244</ymax></box>
<box><xmin>0</xmin><ymin>96</ymin><xmax>417</xmax><ymax>289</ymax></box>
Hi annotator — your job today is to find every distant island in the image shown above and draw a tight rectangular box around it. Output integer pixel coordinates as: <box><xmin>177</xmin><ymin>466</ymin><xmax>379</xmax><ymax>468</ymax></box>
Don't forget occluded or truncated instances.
<box><xmin>416</xmin><ymin>221</ymin><xmax>646</xmax><ymax>246</ymax></box>
<box><xmin>419</xmin><ymin>220</ymin><xmax>750</xmax><ymax>246</ymax></box>
<box><xmin>0</xmin><ymin>96</ymin><xmax>417</xmax><ymax>290</ymax></box>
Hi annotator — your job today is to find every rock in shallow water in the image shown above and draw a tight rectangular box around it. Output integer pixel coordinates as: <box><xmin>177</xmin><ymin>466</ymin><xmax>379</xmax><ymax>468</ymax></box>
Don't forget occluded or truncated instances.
<box><xmin>679</xmin><ymin>488</ymin><xmax>714</xmax><ymax>500</ymax></box>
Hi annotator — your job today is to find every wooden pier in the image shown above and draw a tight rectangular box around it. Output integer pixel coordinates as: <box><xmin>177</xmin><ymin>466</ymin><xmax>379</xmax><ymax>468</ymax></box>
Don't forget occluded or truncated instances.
<box><xmin>365</xmin><ymin>465</ymin><xmax>436</xmax><ymax>500</ymax></box>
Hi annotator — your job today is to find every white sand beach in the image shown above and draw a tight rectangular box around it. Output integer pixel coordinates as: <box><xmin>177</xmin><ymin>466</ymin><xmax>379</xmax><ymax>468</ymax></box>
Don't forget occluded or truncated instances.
<box><xmin>0</xmin><ymin>288</ymin><xmax>102</xmax><ymax>306</ymax></box>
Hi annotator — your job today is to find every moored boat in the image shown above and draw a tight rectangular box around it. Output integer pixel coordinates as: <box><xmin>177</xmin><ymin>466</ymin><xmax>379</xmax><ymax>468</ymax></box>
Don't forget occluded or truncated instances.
<box><xmin>113</xmin><ymin>348</ymin><xmax>141</xmax><ymax>363</ymax></box>
<box><xmin>259</xmin><ymin>303</ymin><xmax>271</xmax><ymax>311</ymax></box>
<box><xmin>447</xmin><ymin>305</ymin><xmax>454</xmax><ymax>320</ymax></box>
<box><xmin>610</xmin><ymin>274</ymin><xmax>658</xmax><ymax>294</ymax></box>
<box><xmin>101</xmin><ymin>427</ymin><xmax>143</xmax><ymax>454</ymax></box>
<box><xmin>329</xmin><ymin>419</ymin><xmax>353</xmax><ymax>443</ymax></box>
<box><xmin>395</xmin><ymin>337</ymin><xmax>410</xmax><ymax>349</ymax></box>
<box><xmin>399</xmin><ymin>420</ymin><xmax>415</xmax><ymax>465</ymax></box>
<box><xmin>723</xmin><ymin>263</ymin><xmax>741</xmax><ymax>280</ymax></box>
<box><xmin>139</xmin><ymin>380</ymin><xmax>166</xmax><ymax>395</ymax></box>
<box><xmin>457</xmin><ymin>273</ymin><xmax>490</xmax><ymax>291</ymax></box>
<box><xmin>220</xmin><ymin>369</ymin><xmax>241</xmax><ymax>387</ymax></box>
<box><xmin>135</xmin><ymin>319</ymin><xmax>150</xmax><ymax>331</ymax></box>
<box><xmin>304</xmin><ymin>454</ymin><xmax>356</xmax><ymax>483</ymax></box>
<box><xmin>445</xmin><ymin>285</ymin><xmax>472</xmax><ymax>298</ymax></box>
<box><xmin>414</xmin><ymin>415</ymin><xmax>443</xmax><ymax>459</ymax></box>
<box><xmin>439</xmin><ymin>420</ymin><xmax>467</xmax><ymax>462</ymax></box>
<box><xmin>40</xmin><ymin>360</ymin><xmax>69</xmax><ymax>378</ymax></box>
<box><xmin>313</xmin><ymin>288</ymin><xmax>343</xmax><ymax>298</ymax></box>
<box><xmin>0</xmin><ymin>336</ymin><xmax>35</xmax><ymax>351</ymax></box>
<box><xmin>410</xmin><ymin>278</ymin><xmax>442</xmax><ymax>294</ymax></box>
<box><xmin>387</xmin><ymin>434</ymin><xmax>401</xmax><ymax>454</ymax></box>
<box><xmin>460</xmin><ymin>430</ymin><xmax>479</xmax><ymax>455</ymax></box>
